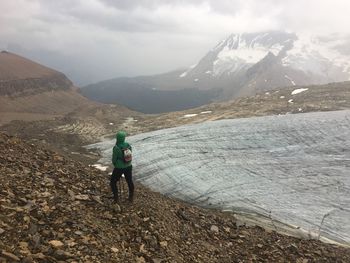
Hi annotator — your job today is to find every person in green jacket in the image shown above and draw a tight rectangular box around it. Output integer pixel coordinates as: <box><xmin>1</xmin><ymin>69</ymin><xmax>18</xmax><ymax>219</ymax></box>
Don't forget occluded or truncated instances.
<box><xmin>110</xmin><ymin>131</ymin><xmax>134</xmax><ymax>203</ymax></box>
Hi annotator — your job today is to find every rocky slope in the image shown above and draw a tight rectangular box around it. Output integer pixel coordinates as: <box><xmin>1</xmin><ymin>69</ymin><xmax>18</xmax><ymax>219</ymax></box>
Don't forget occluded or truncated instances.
<box><xmin>1</xmin><ymin>132</ymin><xmax>350</xmax><ymax>262</ymax></box>
<box><xmin>0</xmin><ymin>51</ymin><xmax>87</xmax><ymax>125</ymax></box>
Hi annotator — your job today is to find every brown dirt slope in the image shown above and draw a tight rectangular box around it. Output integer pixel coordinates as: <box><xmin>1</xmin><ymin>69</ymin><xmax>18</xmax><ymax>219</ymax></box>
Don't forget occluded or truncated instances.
<box><xmin>0</xmin><ymin>51</ymin><xmax>59</xmax><ymax>81</ymax></box>
<box><xmin>0</xmin><ymin>51</ymin><xmax>138</xmax><ymax>127</ymax></box>
<box><xmin>1</xmin><ymin>132</ymin><xmax>350</xmax><ymax>262</ymax></box>
<box><xmin>0</xmin><ymin>51</ymin><xmax>73</xmax><ymax>97</ymax></box>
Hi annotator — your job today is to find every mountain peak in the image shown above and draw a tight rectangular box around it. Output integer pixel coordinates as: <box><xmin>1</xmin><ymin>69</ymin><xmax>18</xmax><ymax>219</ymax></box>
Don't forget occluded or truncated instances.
<box><xmin>179</xmin><ymin>31</ymin><xmax>350</xmax><ymax>86</ymax></box>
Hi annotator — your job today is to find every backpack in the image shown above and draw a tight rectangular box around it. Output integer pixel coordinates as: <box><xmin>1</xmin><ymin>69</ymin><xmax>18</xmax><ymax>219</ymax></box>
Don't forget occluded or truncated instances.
<box><xmin>121</xmin><ymin>147</ymin><xmax>132</xmax><ymax>163</ymax></box>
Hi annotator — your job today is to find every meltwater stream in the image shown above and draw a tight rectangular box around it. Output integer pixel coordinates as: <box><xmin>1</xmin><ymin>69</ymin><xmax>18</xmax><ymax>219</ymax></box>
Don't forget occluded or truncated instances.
<box><xmin>88</xmin><ymin>110</ymin><xmax>350</xmax><ymax>245</ymax></box>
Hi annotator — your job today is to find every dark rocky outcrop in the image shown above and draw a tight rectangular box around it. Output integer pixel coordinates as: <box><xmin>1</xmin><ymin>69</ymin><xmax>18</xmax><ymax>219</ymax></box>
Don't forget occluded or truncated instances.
<box><xmin>0</xmin><ymin>73</ymin><xmax>72</xmax><ymax>96</ymax></box>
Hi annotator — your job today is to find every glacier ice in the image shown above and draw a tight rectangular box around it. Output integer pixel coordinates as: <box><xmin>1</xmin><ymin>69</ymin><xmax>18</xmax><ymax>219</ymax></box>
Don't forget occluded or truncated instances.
<box><xmin>89</xmin><ymin>110</ymin><xmax>350</xmax><ymax>245</ymax></box>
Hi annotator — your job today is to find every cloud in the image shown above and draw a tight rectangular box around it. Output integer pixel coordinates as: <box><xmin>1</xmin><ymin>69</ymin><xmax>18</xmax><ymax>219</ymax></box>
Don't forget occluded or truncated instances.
<box><xmin>0</xmin><ymin>0</ymin><xmax>350</xmax><ymax>85</ymax></box>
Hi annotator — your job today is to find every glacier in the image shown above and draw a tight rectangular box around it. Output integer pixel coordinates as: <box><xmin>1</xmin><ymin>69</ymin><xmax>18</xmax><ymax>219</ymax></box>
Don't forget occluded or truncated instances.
<box><xmin>89</xmin><ymin>110</ymin><xmax>350</xmax><ymax>245</ymax></box>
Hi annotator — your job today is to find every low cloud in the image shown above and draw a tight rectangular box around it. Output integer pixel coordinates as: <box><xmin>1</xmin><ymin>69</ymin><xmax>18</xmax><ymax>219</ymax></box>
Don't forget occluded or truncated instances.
<box><xmin>1</xmin><ymin>0</ymin><xmax>350</xmax><ymax>85</ymax></box>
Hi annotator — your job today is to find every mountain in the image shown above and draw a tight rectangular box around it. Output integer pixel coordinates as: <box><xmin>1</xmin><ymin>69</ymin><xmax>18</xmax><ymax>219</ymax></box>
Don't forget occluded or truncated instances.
<box><xmin>181</xmin><ymin>31</ymin><xmax>350</xmax><ymax>98</ymax></box>
<box><xmin>82</xmin><ymin>31</ymin><xmax>350</xmax><ymax>113</ymax></box>
<box><xmin>0</xmin><ymin>51</ymin><xmax>74</xmax><ymax>96</ymax></box>
<box><xmin>0</xmin><ymin>51</ymin><xmax>135</xmax><ymax>126</ymax></box>
<box><xmin>81</xmin><ymin>71</ymin><xmax>219</xmax><ymax>114</ymax></box>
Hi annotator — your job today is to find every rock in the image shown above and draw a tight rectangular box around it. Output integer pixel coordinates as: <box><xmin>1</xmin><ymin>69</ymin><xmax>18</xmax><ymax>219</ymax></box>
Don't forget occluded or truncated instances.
<box><xmin>91</xmin><ymin>195</ymin><xmax>103</xmax><ymax>204</ymax></box>
<box><xmin>74</xmin><ymin>231</ymin><xmax>83</xmax><ymax>236</ymax></box>
<box><xmin>22</xmin><ymin>256</ymin><xmax>34</xmax><ymax>263</ymax></box>
<box><xmin>67</xmin><ymin>189</ymin><xmax>76</xmax><ymax>200</ymax></box>
<box><xmin>296</xmin><ymin>259</ymin><xmax>309</xmax><ymax>263</ymax></box>
<box><xmin>32</xmin><ymin>253</ymin><xmax>46</xmax><ymax>259</ymax></box>
<box><xmin>210</xmin><ymin>225</ymin><xmax>219</xmax><ymax>233</ymax></box>
<box><xmin>1</xmin><ymin>250</ymin><xmax>20</xmax><ymax>261</ymax></box>
<box><xmin>29</xmin><ymin>234</ymin><xmax>41</xmax><ymax>248</ymax></box>
<box><xmin>74</xmin><ymin>194</ymin><xmax>90</xmax><ymax>201</ymax></box>
<box><xmin>111</xmin><ymin>247</ymin><xmax>119</xmax><ymax>253</ymax></box>
<box><xmin>55</xmin><ymin>250</ymin><xmax>74</xmax><ymax>260</ymax></box>
<box><xmin>152</xmin><ymin>258</ymin><xmax>164</xmax><ymax>263</ymax></box>
<box><xmin>140</xmin><ymin>244</ymin><xmax>147</xmax><ymax>253</ymax></box>
<box><xmin>19</xmin><ymin>241</ymin><xmax>29</xmax><ymax>250</ymax></box>
<box><xmin>159</xmin><ymin>241</ymin><xmax>168</xmax><ymax>248</ymax></box>
<box><xmin>49</xmin><ymin>240</ymin><xmax>64</xmax><ymax>248</ymax></box>
<box><xmin>257</xmin><ymin>244</ymin><xmax>263</xmax><ymax>248</ymax></box>
<box><xmin>28</xmin><ymin>223</ymin><xmax>38</xmax><ymax>235</ymax></box>
<box><xmin>112</xmin><ymin>203</ymin><xmax>121</xmax><ymax>213</ymax></box>
<box><xmin>136</xmin><ymin>256</ymin><xmax>146</xmax><ymax>263</ymax></box>
<box><xmin>0</xmin><ymin>228</ymin><xmax>5</xmax><ymax>234</ymax></box>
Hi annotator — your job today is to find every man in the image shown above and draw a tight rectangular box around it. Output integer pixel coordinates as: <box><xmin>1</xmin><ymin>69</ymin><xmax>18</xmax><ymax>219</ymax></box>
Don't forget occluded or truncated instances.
<box><xmin>110</xmin><ymin>131</ymin><xmax>134</xmax><ymax>203</ymax></box>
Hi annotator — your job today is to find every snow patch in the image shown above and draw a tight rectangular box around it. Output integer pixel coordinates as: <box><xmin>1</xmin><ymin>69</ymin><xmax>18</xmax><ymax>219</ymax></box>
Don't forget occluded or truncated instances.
<box><xmin>288</xmin><ymin>99</ymin><xmax>294</xmax><ymax>103</ymax></box>
<box><xmin>292</xmin><ymin>88</ymin><xmax>308</xmax><ymax>95</ymax></box>
<box><xmin>109</xmin><ymin>122</ymin><xmax>114</xmax><ymax>125</ymax></box>
<box><xmin>280</xmin><ymin>96</ymin><xmax>285</xmax><ymax>99</ymax></box>
<box><xmin>200</xmin><ymin>111</ymin><xmax>212</xmax><ymax>114</ymax></box>
<box><xmin>179</xmin><ymin>64</ymin><xmax>198</xmax><ymax>78</ymax></box>
<box><xmin>183</xmin><ymin>114</ymin><xmax>198</xmax><ymax>118</ymax></box>
<box><xmin>179</xmin><ymin>72</ymin><xmax>187</xmax><ymax>78</ymax></box>
<box><xmin>92</xmin><ymin>164</ymin><xmax>108</xmax><ymax>171</ymax></box>
<box><xmin>194</xmin><ymin>79</ymin><xmax>199</xmax><ymax>82</ymax></box>
<box><xmin>284</xmin><ymin>75</ymin><xmax>296</xmax><ymax>86</ymax></box>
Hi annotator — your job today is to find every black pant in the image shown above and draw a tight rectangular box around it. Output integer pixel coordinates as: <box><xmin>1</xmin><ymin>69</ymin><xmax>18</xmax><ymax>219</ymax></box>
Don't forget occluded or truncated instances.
<box><xmin>110</xmin><ymin>166</ymin><xmax>134</xmax><ymax>199</ymax></box>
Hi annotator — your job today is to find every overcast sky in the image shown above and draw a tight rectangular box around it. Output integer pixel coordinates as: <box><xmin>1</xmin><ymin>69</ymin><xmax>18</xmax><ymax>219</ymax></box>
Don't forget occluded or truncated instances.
<box><xmin>1</xmin><ymin>0</ymin><xmax>350</xmax><ymax>85</ymax></box>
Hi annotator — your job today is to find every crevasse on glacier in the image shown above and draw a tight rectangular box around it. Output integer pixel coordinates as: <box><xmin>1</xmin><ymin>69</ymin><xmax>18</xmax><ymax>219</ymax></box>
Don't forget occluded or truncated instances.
<box><xmin>90</xmin><ymin>110</ymin><xmax>350</xmax><ymax>245</ymax></box>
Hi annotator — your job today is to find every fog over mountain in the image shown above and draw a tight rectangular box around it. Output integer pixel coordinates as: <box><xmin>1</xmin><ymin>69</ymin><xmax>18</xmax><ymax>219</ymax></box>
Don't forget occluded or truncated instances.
<box><xmin>1</xmin><ymin>0</ymin><xmax>350</xmax><ymax>85</ymax></box>
<box><xmin>82</xmin><ymin>31</ymin><xmax>350</xmax><ymax>113</ymax></box>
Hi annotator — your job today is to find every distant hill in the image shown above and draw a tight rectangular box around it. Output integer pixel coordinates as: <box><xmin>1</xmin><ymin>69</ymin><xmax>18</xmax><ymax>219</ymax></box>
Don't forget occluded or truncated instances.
<box><xmin>82</xmin><ymin>31</ymin><xmax>350</xmax><ymax>113</ymax></box>
<box><xmin>0</xmin><ymin>51</ymin><xmax>73</xmax><ymax>96</ymax></box>
<box><xmin>0</xmin><ymin>51</ymin><xmax>134</xmax><ymax>125</ymax></box>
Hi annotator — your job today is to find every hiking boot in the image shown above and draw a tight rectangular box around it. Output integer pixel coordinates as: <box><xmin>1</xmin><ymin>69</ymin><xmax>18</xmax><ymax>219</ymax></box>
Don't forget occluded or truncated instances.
<box><xmin>128</xmin><ymin>193</ymin><xmax>134</xmax><ymax>203</ymax></box>
<box><xmin>113</xmin><ymin>196</ymin><xmax>119</xmax><ymax>204</ymax></box>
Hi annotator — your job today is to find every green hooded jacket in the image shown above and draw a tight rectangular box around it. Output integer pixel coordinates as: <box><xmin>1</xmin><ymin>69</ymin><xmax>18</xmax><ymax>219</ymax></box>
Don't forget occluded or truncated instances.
<box><xmin>112</xmin><ymin>131</ymin><xmax>132</xmax><ymax>169</ymax></box>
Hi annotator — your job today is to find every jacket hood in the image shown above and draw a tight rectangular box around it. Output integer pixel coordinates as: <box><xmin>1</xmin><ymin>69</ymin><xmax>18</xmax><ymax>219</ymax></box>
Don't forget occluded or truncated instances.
<box><xmin>116</xmin><ymin>131</ymin><xmax>126</xmax><ymax>144</ymax></box>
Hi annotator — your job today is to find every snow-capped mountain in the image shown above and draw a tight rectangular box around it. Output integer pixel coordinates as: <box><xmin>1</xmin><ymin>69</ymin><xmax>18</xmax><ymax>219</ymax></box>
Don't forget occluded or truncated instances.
<box><xmin>180</xmin><ymin>31</ymin><xmax>295</xmax><ymax>78</ymax></box>
<box><xmin>178</xmin><ymin>31</ymin><xmax>350</xmax><ymax>97</ymax></box>
<box><xmin>82</xmin><ymin>31</ymin><xmax>350</xmax><ymax>113</ymax></box>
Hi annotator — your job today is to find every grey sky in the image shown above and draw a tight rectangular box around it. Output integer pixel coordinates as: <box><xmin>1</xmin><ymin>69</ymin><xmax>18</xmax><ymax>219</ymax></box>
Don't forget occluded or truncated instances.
<box><xmin>1</xmin><ymin>0</ymin><xmax>350</xmax><ymax>85</ymax></box>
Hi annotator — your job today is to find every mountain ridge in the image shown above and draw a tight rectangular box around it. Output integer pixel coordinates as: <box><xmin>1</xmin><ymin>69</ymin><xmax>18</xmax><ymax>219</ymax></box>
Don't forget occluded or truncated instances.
<box><xmin>82</xmin><ymin>31</ymin><xmax>350</xmax><ymax>113</ymax></box>
<box><xmin>0</xmin><ymin>52</ymin><xmax>136</xmax><ymax>128</ymax></box>
<box><xmin>0</xmin><ymin>51</ymin><xmax>73</xmax><ymax>96</ymax></box>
